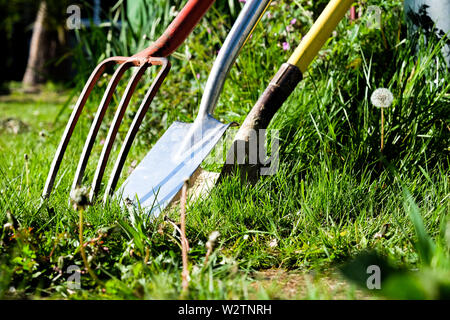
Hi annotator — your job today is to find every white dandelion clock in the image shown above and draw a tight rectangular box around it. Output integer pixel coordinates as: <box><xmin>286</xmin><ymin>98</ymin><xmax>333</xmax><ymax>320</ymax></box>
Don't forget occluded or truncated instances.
<box><xmin>370</xmin><ymin>88</ymin><xmax>394</xmax><ymax>154</ymax></box>
<box><xmin>70</xmin><ymin>185</ymin><xmax>90</xmax><ymax>210</ymax></box>
<box><xmin>370</xmin><ymin>88</ymin><xmax>394</xmax><ymax>108</ymax></box>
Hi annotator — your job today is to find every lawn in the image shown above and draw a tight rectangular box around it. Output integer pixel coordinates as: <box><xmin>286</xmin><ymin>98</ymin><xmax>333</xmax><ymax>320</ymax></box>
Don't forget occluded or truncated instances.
<box><xmin>0</xmin><ymin>0</ymin><xmax>449</xmax><ymax>300</ymax></box>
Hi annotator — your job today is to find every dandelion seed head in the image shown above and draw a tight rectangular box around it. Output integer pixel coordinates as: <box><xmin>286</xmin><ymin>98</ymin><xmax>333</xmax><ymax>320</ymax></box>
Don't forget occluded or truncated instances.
<box><xmin>70</xmin><ymin>186</ymin><xmax>90</xmax><ymax>209</ymax></box>
<box><xmin>124</xmin><ymin>197</ymin><xmax>133</xmax><ymax>207</ymax></box>
<box><xmin>3</xmin><ymin>222</ymin><xmax>13</xmax><ymax>230</ymax></box>
<box><xmin>206</xmin><ymin>231</ymin><xmax>220</xmax><ymax>251</ymax></box>
<box><xmin>208</xmin><ymin>231</ymin><xmax>220</xmax><ymax>243</ymax></box>
<box><xmin>371</xmin><ymin>88</ymin><xmax>394</xmax><ymax>108</ymax></box>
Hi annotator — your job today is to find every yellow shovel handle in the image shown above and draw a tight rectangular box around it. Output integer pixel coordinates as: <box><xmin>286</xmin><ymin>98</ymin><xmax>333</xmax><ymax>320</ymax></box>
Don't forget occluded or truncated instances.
<box><xmin>221</xmin><ymin>0</ymin><xmax>356</xmax><ymax>178</ymax></box>
<box><xmin>288</xmin><ymin>0</ymin><xmax>354</xmax><ymax>73</ymax></box>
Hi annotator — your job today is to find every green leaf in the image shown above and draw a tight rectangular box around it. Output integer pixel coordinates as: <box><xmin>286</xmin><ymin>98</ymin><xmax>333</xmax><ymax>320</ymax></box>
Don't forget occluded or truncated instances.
<box><xmin>402</xmin><ymin>187</ymin><xmax>436</xmax><ymax>266</ymax></box>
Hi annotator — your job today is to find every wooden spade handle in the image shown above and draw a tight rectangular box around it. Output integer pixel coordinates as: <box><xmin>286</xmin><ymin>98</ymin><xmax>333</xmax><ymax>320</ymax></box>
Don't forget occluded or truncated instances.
<box><xmin>220</xmin><ymin>0</ymin><xmax>354</xmax><ymax>181</ymax></box>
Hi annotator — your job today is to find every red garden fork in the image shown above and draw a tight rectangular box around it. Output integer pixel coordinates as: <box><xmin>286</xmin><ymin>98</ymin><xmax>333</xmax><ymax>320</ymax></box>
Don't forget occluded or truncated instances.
<box><xmin>42</xmin><ymin>0</ymin><xmax>215</xmax><ymax>202</ymax></box>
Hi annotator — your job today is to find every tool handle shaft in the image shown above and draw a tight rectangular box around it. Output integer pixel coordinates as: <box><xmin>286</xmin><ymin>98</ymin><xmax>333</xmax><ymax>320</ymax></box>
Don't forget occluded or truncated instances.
<box><xmin>198</xmin><ymin>0</ymin><xmax>272</xmax><ymax>119</ymax></box>
<box><xmin>239</xmin><ymin>0</ymin><xmax>354</xmax><ymax>132</ymax></box>
<box><xmin>241</xmin><ymin>63</ymin><xmax>303</xmax><ymax>131</ymax></box>
<box><xmin>289</xmin><ymin>0</ymin><xmax>354</xmax><ymax>72</ymax></box>
<box><xmin>134</xmin><ymin>0</ymin><xmax>215</xmax><ymax>58</ymax></box>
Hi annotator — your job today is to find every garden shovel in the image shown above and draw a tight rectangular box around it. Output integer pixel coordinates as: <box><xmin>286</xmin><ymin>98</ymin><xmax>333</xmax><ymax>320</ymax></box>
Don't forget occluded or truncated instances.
<box><xmin>116</xmin><ymin>0</ymin><xmax>272</xmax><ymax>217</ymax></box>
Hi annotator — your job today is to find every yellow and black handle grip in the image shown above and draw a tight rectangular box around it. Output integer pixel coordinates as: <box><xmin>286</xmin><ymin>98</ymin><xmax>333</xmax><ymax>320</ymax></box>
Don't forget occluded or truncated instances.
<box><xmin>239</xmin><ymin>0</ymin><xmax>354</xmax><ymax>131</ymax></box>
<box><xmin>221</xmin><ymin>0</ymin><xmax>354</xmax><ymax>180</ymax></box>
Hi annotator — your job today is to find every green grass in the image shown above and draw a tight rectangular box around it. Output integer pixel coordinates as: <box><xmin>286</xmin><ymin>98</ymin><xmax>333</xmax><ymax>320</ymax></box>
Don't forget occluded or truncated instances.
<box><xmin>0</xmin><ymin>0</ymin><xmax>449</xmax><ymax>299</ymax></box>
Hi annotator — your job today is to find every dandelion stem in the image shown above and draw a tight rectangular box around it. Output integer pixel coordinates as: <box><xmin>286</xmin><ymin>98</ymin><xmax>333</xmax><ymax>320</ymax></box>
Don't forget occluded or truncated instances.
<box><xmin>144</xmin><ymin>246</ymin><xmax>150</xmax><ymax>264</ymax></box>
<box><xmin>204</xmin><ymin>247</ymin><xmax>212</xmax><ymax>267</ymax></box>
<box><xmin>180</xmin><ymin>179</ymin><xmax>189</xmax><ymax>295</ymax></box>
<box><xmin>24</xmin><ymin>154</ymin><xmax>29</xmax><ymax>197</ymax></box>
<box><xmin>381</xmin><ymin>108</ymin><xmax>385</xmax><ymax>153</ymax></box>
<box><xmin>78</xmin><ymin>208</ymin><xmax>102</xmax><ymax>286</ymax></box>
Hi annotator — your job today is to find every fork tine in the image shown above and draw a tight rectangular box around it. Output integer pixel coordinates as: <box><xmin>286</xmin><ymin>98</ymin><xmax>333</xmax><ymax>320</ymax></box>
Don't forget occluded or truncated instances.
<box><xmin>89</xmin><ymin>61</ymin><xmax>150</xmax><ymax>200</ymax></box>
<box><xmin>103</xmin><ymin>57</ymin><xmax>171</xmax><ymax>202</ymax></box>
<box><xmin>42</xmin><ymin>58</ymin><xmax>118</xmax><ymax>200</ymax></box>
<box><xmin>70</xmin><ymin>59</ymin><xmax>138</xmax><ymax>194</ymax></box>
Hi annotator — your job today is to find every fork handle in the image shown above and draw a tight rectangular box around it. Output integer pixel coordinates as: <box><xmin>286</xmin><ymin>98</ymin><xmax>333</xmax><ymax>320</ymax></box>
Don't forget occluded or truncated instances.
<box><xmin>133</xmin><ymin>0</ymin><xmax>215</xmax><ymax>59</ymax></box>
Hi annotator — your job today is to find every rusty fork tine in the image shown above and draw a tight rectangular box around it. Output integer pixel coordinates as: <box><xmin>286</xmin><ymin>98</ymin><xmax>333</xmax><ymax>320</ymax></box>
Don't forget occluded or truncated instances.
<box><xmin>103</xmin><ymin>57</ymin><xmax>171</xmax><ymax>202</ymax></box>
<box><xmin>89</xmin><ymin>61</ymin><xmax>150</xmax><ymax>201</ymax></box>
<box><xmin>42</xmin><ymin>58</ymin><xmax>121</xmax><ymax>200</ymax></box>
<box><xmin>70</xmin><ymin>59</ymin><xmax>138</xmax><ymax>194</ymax></box>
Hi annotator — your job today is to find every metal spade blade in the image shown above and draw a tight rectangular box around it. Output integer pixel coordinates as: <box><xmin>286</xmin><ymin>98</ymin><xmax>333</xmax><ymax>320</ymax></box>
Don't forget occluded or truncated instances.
<box><xmin>119</xmin><ymin>117</ymin><xmax>230</xmax><ymax>216</ymax></box>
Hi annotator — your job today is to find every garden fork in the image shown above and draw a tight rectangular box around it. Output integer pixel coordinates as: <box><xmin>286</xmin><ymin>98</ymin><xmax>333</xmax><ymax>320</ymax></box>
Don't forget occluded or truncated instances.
<box><xmin>42</xmin><ymin>0</ymin><xmax>215</xmax><ymax>202</ymax></box>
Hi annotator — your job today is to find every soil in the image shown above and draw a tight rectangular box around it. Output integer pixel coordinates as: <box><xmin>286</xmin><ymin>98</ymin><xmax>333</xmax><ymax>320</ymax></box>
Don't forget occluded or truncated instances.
<box><xmin>250</xmin><ymin>268</ymin><xmax>377</xmax><ymax>300</ymax></box>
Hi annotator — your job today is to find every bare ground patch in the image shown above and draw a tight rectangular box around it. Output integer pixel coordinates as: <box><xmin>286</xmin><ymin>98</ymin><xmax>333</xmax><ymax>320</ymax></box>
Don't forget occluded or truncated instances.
<box><xmin>250</xmin><ymin>268</ymin><xmax>378</xmax><ymax>300</ymax></box>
